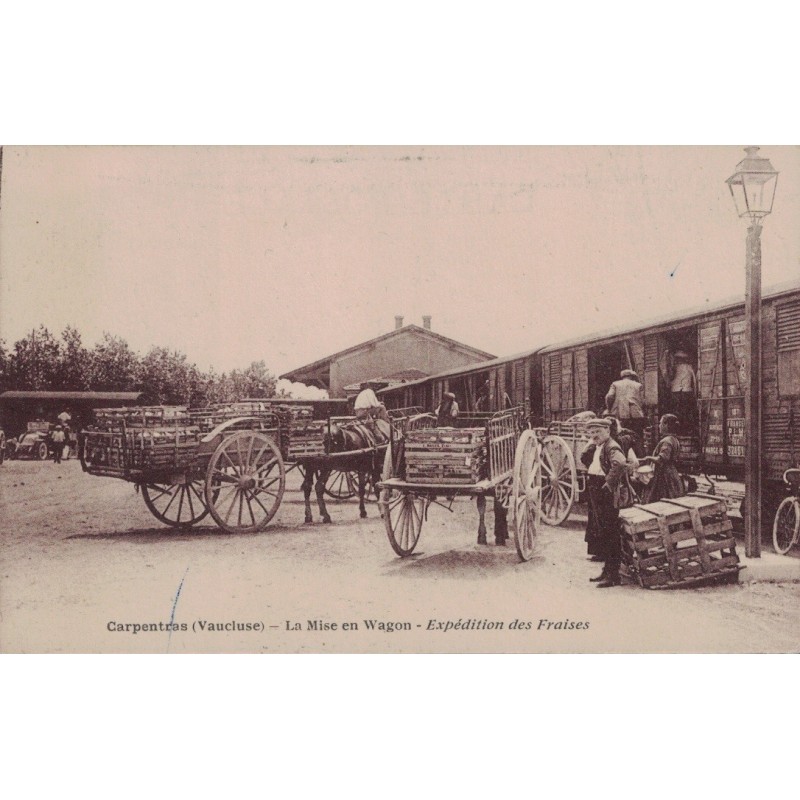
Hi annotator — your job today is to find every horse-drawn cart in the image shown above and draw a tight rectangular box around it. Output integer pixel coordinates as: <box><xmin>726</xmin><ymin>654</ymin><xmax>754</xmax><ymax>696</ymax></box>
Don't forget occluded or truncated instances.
<box><xmin>531</xmin><ymin>420</ymin><xmax>590</xmax><ymax>526</ymax></box>
<box><xmin>80</xmin><ymin>403</ymin><xmax>426</xmax><ymax>533</ymax></box>
<box><xmin>377</xmin><ymin>407</ymin><xmax>543</xmax><ymax>561</ymax></box>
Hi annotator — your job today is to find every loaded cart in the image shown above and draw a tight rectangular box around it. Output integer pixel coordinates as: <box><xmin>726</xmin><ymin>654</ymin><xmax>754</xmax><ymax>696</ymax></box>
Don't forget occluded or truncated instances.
<box><xmin>81</xmin><ymin>404</ymin><xmax>287</xmax><ymax>533</ymax></box>
<box><xmin>377</xmin><ymin>407</ymin><xmax>544</xmax><ymax>561</ymax></box>
<box><xmin>80</xmin><ymin>403</ymin><xmax>429</xmax><ymax>533</ymax></box>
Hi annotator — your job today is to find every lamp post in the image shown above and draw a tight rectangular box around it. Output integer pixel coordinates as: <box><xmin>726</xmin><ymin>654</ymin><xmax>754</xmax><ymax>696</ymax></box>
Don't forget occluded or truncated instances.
<box><xmin>726</xmin><ymin>147</ymin><xmax>779</xmax><ymax>558</ymax></box>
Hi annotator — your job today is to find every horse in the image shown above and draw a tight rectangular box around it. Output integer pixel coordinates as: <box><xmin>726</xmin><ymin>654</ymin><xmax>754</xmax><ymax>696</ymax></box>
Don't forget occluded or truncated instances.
<box><xmin>301</xmin><ymin>417</ymin><xmax>391</xmax><ymax>524</ymax></box>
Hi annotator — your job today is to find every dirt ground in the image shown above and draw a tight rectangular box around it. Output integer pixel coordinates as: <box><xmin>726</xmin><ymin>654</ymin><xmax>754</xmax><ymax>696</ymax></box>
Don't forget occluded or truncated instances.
<box><xmin>1</xmin><ymin>458</ymin><xmax>799</xmax><ymax>653</ymax></box>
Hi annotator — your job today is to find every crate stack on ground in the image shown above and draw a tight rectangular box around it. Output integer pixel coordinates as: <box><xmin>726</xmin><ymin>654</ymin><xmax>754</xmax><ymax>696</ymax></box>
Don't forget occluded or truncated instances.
<box><xmin>84</xmin><ymin>406</ymin><xmax>202</xmax><ymax>476</ymax></box>
<box><xmin>404</xmin><ymin>427</ymin><xmax>488</xmax><ymax>485</ymax></box>
<box><xmin>618</xmin><ymin>493</ymin><xmax>743</xmax><ymax>589</ymax></box>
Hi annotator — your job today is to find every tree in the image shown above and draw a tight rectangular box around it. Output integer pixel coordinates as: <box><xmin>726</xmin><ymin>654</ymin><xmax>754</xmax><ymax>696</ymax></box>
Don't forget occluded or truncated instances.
<box><xmin>8</xmin><ymin>327</ymin><xmax>61</xmax><ymax>389</ymax></box>
<box><xmin>56</xmin><ymin>326</ymin><xmax>92</xmax><ymax>390</ymax></box>
<box><xmin>227</xmin><ymin>361</ymin><xmax>277</xmax><ymax>400</ymax></box>
<box><xmin>89</xmin><ymin>333</ymin><xmax>140</xmax><ymax>391</ymax></box>
<box><xmin>139</xmin><ymin>346</ymin><xmax>204</xmax><ymax>406</ymax></box>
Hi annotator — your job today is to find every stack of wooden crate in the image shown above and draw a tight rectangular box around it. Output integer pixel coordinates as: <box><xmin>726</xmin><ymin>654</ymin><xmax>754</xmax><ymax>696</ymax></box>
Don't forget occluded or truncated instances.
<box><xmin>286</xmin><ymin>419</ymin><xmax>328</xmax><ymax>459</ymax></box>
<box><xmin>618</xmin><ymin>493</ymin><xmax>743</xmax><ymax>588</ymax></box>
<box><xmin>404</xmin><ymin>427</ymin><xmax>487</xmax><ymax>485</ymax></box>
<box><xmin>85</xmin><ymin>406</ymin><xmax>201</xmax><ymax>473</ymax></box>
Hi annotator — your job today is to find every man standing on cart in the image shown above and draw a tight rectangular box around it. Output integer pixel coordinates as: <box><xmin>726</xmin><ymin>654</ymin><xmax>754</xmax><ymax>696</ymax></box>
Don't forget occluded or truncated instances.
<box><xmin>604</xmin><ymin>369</ymin><xmax>646</xmax><ymax>441</ymax></box>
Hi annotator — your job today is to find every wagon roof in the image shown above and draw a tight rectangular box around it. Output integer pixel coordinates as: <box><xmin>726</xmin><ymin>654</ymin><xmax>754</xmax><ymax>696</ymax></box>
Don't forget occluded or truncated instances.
<box><xmin>537</xmin><ymin>278</ymin><xmax>800</xmax><ymax>355</ymax></box>
<box><xmin>378</xmin><ymin>277</ymin><xmax>800</xmax><ymax>396</ymax></box>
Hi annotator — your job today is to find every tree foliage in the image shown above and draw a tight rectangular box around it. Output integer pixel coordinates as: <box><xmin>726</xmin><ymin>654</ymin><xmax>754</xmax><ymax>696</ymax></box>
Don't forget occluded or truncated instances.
<box><xmin>0</xmin><ymin>326</ymin><xmax>286</xmax><ymax>406</ymax></box>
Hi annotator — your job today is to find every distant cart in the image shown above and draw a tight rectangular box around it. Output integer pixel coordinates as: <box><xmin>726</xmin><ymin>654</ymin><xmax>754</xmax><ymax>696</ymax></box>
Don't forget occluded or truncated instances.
<box><xmin>377</xmin><ymin>407</ymin><xmax>543</xmax><ymax>561</ymax></box>
<box><xmin>80</xmin><ymin>403</ymin><xmax>424</xmax><ymax>534</ymax></box>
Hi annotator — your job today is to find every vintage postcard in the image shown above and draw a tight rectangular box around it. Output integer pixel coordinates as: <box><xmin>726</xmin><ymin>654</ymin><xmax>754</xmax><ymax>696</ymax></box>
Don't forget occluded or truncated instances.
<box><xmin>1</xmin><ymin>145</ymin><xmax>799</xmax><ymax>653</ymax></box>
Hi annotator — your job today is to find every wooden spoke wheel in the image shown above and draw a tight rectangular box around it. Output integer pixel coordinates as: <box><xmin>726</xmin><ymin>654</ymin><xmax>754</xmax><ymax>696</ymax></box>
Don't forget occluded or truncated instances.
<box><xmin>382</xmin><ymin>488</ymin><xmax>426</xmax><ymax>557</ymax></box>
<box><xmin>511</xmin><ymin>429</ymin><xmax>542</xmax><ymax>562</ymax></box>
<box><xmin>37</xmin><ymin>441</ymin><xmax>49</xmax><ymax>460</ymax></box>
<box><xmin>204</xmin><ymin>431</ymin><xmax>285</xmax><ymax>534</ymax></box>
<box><xmin>141</xmin><ymin>477</ymin><xmax>209</xmax><ymax>528</ymax></box>
<box><xmin>772</xmin><ymin>497</ymin><xmax>800</xmax><ymax>555</ymax></box>
<box><xmin>324</xmin><ymin>470</ymin><xmax>358</xmax><ymax>500</ymax></box>
<box><xmin>539</xmin><ymin>434</ymin><xmax>577</xmax><ymax>526</ymax></box>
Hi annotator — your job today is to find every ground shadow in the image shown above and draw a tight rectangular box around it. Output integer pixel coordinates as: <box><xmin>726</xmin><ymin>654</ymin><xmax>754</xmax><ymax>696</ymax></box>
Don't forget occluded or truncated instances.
<box><xmin>65</xmin><ymin>522</ymin><xmax>296</xmax><ymax>544</ymax></box>
<box><xmin>383</xmin><ymin>545</ymin><xmax>547</xmax><ymax>579</ymax></box>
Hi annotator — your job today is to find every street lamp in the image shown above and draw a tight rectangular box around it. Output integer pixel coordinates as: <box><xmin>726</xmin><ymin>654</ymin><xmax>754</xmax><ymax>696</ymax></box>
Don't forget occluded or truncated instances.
<box><xmin>726</xmin><ymin>147</ymin><xmax>779</xmax><ymax>558</ymax></box>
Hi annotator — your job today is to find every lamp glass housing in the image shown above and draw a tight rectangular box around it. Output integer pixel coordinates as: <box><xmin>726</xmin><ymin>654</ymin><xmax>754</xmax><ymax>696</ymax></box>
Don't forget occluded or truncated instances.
<box><xmin>726</xmin><ymin>147</ymin><xmax>779</xmax><ymax>219</ymax></box>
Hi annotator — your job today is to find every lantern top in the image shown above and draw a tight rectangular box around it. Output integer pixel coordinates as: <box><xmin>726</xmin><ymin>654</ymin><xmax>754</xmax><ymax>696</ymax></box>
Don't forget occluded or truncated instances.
<box><xmin>726</xmin><ymin>146</ymin><xmax>779</xmax><ymax>220</ymax></box>
<box><xmin>730</xmin><ymin>146</ymin><xmax>778</xmax><ymax>176</ymax></box>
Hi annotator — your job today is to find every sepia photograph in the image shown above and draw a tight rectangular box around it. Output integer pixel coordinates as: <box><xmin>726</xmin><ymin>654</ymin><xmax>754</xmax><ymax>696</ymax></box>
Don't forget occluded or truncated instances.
<box><xmin>1</xmin><ymin>144</ymin><xmax>799</xmax><ymax>654</ymax></box>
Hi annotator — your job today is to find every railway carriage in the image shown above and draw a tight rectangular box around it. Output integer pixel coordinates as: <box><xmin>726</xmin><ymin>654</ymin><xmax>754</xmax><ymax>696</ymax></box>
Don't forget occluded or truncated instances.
<box><xmin>379</xmin><ymin>279</ymin><xmax>800</xmax><ymax>524</ymax></box>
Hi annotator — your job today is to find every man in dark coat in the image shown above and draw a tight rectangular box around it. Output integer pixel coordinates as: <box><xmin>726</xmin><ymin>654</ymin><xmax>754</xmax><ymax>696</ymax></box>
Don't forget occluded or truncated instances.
<box><xmin>580</xmin><ymin>417</ymin><xmax>630</xmax><ymax>588</ymax></box>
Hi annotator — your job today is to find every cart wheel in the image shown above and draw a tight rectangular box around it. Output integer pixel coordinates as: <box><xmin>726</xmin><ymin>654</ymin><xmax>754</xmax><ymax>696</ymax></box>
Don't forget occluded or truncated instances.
<box><xmin>142</xmin><ymin>478</ymin><xmax>210</xmax><ymax>528</ymax></box>
<box><xmin>511</xmin><ymin>429</ymin><xmax>542</xmax><ymax>561</ymax></box>
<box><xmin>204</xmin><ymin>431</ymin><xmax>285</xmax><ymax>533</ymax></box>
<box><xmin>324</xmin><ymin>470</ymin><xmax>358</xmax><ymax>499</ymax></box>
<box><xmin>381</xmin><ymin>488</ymin><xmax>426</xmax><ymax>557</ymax></box>
<box><xmin>37</xmin><ymin>442</ymin><xmax>49</xmax><ymax>460</ymax></box>
<box><xmin>772</xmin><ymin>497</ymin><xmax>800</xmax><ymax>555</ymax></box>
<box><xmin>539</xmin><ymin>434</ymin><xmax>577</xmax><ymax>525</ymax></box>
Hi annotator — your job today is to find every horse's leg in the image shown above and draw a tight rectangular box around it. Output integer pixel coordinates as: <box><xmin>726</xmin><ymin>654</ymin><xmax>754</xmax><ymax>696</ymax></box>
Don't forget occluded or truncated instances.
<box><xmin>476</xmin><ymin>494</ymin><xmax>488</xmax><ymax>545</ymax></box>
<box><xmin>301</xmin><ymin>467</ymin><xmax>314</xmax><ymax>524</ymax></box>
<box><xmin>357</xmin><ymin>470</ymin><xmax>368</xmax><ymax>518</ymax></box>
<box><xmin>494</xmin><ymin>498</ymin><xmax>508</xmax><ymax>546</ymax></box>
<box><xmin>316</xmin><ymin>468</ymin><xmax>332</xmax><ymax>523</ymax></box>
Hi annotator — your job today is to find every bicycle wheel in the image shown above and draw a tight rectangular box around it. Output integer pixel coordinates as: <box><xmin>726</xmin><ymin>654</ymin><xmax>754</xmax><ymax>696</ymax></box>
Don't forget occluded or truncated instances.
<box><xmin>772</xmin><ymin>497</ymin><xmax>800</xmax><ymax>555</ymax></box>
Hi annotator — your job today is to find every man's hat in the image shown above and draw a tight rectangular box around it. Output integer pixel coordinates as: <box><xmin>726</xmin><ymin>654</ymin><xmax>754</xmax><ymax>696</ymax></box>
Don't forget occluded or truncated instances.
<box><xmin>443</xmin><ymin>391</ymin><xmax>455</xmax><ymax>400</ymax></box>
<box><xmin>674</xmin><ymin>350</ymin><xmax>689</xmax><ymax>360</ymax></box>
<box><xmin>585</xmin><ymin>417</ymin><xmax>612</xmax><ymax>430</ymax></box>
<box><xmin>620</xmin><ymin>369</ymin><xmax>639</xmax><ymax>380</ymax></box>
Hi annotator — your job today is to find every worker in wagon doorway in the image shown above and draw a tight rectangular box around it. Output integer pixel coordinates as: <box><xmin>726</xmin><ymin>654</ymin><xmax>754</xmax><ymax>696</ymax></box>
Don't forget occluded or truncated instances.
<box><xmin>604</xmin><ymin>369</ymin><xmax>645</xmax><ymax>441</ymax></box>
<box><xmin>435</xmin><ymin>391</ymin><xmax>459</xmax><ymax>427</ymax></box>
<box><xmin>670</xmin><ymin>351</ymin><xmax>697</xmax><ymax>432</ymax></box>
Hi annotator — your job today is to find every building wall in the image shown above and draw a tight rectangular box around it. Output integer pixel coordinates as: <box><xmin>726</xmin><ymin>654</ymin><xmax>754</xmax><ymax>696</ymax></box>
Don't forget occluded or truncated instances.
<box><xmin>328</xmin><ymin>330</ymin><xmax>487</xmax><ymax>397</ymax></box>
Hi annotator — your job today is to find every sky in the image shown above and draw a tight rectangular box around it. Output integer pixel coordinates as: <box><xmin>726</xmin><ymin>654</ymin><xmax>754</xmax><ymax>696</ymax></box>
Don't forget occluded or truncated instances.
<box><xmin>1</xmin><ymin>146</ymin><xmax>798</xmax><ymax>380</ymax></box>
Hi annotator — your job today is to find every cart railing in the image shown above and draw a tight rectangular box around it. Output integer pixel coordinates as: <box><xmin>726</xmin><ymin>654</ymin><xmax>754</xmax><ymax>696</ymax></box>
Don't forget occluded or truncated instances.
<box><xmin>487</xmin><ymin>408</ymin><xmax>525</xmax><ymax>485</ymax></box>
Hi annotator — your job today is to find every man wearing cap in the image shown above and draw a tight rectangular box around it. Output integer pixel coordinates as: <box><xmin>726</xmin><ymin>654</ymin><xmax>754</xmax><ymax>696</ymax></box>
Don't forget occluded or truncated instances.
<box><xmin>434</xmin><ymin>391</ymin><xmax>459</xmax><ymax>427</ymax></box>
<box><xmin>605</xmin><ymin>369</ymin><xmax>645</xmax><ymax>440</ymax></box>
<box><xmin>354</xmin><ymin>381</ymin><xmax>386</xmax><ymax>422</ymax></box>
<box><xmin>580</xmin><ymin>417</ymin><xmax>631</xmax><ymax>588</ymax></box>
<box><xmin>670</xmin><ymin>351</ymin><xmax>696</xmax><ymax>430</ymax></box>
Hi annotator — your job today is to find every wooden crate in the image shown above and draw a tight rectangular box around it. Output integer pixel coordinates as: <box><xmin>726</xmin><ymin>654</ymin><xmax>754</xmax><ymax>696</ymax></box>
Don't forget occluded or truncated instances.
<box><xmin>618</xmin><ymin>493</ymin><xmax>742</xmax><ymax>589</ymax></box>
<box><xmin>405</xmin><ymin>427</ymin><xmax>486</xmax><ymax>484</ymax></box>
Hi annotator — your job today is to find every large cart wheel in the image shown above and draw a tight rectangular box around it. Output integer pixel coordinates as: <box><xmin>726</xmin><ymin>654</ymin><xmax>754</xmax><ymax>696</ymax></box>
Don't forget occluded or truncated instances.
<box><xmin>772</xmin><ymin>497</ymin><xmax>800</xmax><ymax>555</ymax></box>
<box><xmin>141</xmin><ymin>477</ymin><xmax>210</xmax><ymax>528</ymax></box>
<box><xmin>37</xmin><ymin>441</ymin><xmax>49</xmax><ymax>460</ymax></box>
<box><xmin>204</xmin><ymin>431</ymin><xmax>285</xmax><ymax>533</ymax></box>
<box><xmin>539</xmin><ymin>434</ymin><xmax>577</xmax><ymax>525</ymax></box>
<box><xmin>324</xmin><ymin>470</ymin><xmax>358</xmax><ymax>499</ymax></box>
<box><xmin>511</xmin><ymin>429</ymin><xmax>542</xmax><ymax>561</ymax></box>
<box><xmin>382</xmin><ymin>489</ymin><xmax>426</xmax><ymax>557</ymax></box>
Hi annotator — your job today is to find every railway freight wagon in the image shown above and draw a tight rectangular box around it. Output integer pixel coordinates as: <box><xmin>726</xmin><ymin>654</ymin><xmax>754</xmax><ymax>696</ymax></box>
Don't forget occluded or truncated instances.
<box><xmin>378</xmin><ymin>348</ymin><xmax>544</xmax><ymax>424</ymax></box>
<box><xmin>539</xmin><ymin>279</ymin><xmax>800</xmax><ymax>507</ymax></box>
<box><xmin>378</xmin><ymin>279</ymin><xmax>800</xmax><ymax>518</ymax></box>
